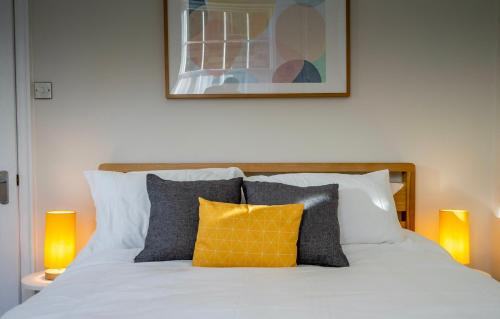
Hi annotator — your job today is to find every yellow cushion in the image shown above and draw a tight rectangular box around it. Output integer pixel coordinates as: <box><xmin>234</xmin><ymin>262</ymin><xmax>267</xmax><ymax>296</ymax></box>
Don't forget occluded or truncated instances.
<box><xmin>193</xmin><ymin>198</ymin><xmax>304</xmax><ymax>267</ymax></box>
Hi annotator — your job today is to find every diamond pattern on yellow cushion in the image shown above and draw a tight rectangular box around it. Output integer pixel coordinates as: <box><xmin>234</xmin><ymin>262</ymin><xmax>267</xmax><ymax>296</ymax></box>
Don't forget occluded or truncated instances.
<box><xmin>193</xmin><ymin>198</ymin><xmax>304</xmax><ymax>267</ymax></box>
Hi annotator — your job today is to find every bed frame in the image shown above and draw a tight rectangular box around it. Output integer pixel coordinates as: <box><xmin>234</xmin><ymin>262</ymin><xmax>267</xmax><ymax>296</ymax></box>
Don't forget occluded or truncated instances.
<box><xmin>99</xmin><ymin>163</ymin><xmax>416</xmax><ymax>231</ymax></box>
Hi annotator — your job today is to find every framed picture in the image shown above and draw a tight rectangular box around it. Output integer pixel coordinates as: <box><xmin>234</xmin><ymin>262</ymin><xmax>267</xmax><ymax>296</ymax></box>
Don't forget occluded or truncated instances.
<box><xmin>164</xmin><ymin>0</ymin><xmax>350</xmax><ymax>99</ymax></box>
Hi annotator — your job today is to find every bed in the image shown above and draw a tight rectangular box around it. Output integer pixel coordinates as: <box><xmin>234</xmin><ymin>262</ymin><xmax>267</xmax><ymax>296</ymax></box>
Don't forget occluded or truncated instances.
<box><xmin>4</xmin><ymin>163</ymin><xmax>500</xmax><ymax>319</ymax></box>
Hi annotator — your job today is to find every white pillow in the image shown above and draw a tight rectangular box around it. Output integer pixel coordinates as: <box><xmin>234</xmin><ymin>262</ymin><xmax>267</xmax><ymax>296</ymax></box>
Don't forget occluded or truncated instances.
<box><xmin>391</xmin><ymin>182</ymin><xmax>404</xmax><ymax>195</ymax></box>
<box><xmin>84</xmin><ymin>167</ymin><xmax>245</xmax><ymax>252</ymax></box>
<box><xmin>245</xmin><ymin>170</ymin><xmax>403</xmax><ymax>244</ymax></box>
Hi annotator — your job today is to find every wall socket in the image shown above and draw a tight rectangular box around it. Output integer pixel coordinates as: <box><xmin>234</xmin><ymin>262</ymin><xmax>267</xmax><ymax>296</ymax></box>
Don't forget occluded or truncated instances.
<box><xmin>34</xmin><ymin>82</ymin><xmax>52</xmax><ymax>99</ymax></box>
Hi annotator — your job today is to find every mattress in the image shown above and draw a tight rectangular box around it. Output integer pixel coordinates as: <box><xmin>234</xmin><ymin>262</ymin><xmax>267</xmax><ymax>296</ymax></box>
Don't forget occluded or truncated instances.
<box><xmin>4</xmin><ymin>230</ymin><xmax>500</xmax><ymax>319</ymax></box>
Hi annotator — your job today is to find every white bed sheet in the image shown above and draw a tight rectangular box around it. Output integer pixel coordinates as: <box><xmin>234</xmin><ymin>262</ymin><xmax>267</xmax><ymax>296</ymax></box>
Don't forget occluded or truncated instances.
<box><xmin>5</xmin><ymin>231</ymin><xmax>500</xmax><ymax>319</ymax></box>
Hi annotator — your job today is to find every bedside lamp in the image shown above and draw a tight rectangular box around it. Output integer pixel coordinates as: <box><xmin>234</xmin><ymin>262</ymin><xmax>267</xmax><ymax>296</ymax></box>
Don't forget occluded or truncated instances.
<box><xmin>44</xmin><ymin>210</ymin><xmax>76</xmax><ymax>280</ymax></box>
<box><xmin>439</xmin><ymin>209</ymin><xmax>470</xmax><ymax>265</ymax></box>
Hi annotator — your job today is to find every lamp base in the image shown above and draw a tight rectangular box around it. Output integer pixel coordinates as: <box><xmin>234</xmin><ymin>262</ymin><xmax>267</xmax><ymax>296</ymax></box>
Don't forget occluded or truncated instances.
<box><xmin>44</xmin><ymin>268</ymin><xmax>65</xmax><ymax>281</ymax></box>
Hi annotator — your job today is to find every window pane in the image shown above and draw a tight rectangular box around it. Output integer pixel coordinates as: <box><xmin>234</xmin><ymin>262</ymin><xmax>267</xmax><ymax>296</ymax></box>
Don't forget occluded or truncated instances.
<box><xmin>186</xmin><ymin>43</ymin><xmax>203</xmax><ymax>71</ymax></box>
<box><xmin>226</xmin><ymin>11</ymin><xmax>247</xmax><ymax>41</ymax></box>
<box><xmin>188</xmin><ymin>10</ymin><xmax>204</xmax><ymax>42</ymax></box>
<box><xmin>204</xmin><ymin>43</ymin><xmax>224</xmax><ymax>69</ymax></box>
<box><xmin>226</xmin><ymin>42</ymin><xmax>247</xmax><ymax>69</ymax></box>
<box><xmin>205</xmin><ymin>11</ymin><xmax>224</xmax><ymax>41</ymax></box>
<box><xmin>248</xmin><ymin>11</ymin><xmax>271</xmax><ymax>40</ymax></box>
<box><xmin>249</xmin><ymin>42</ymin><xmax>270</xmax><ymax>68</ymax></box>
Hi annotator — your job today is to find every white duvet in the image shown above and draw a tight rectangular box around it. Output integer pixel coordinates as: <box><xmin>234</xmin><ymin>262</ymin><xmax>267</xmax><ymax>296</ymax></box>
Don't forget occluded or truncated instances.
<box><xmin>5</xmin><ymin>231</ymin><xmax>500</xmax><ymax>319</ymax></box>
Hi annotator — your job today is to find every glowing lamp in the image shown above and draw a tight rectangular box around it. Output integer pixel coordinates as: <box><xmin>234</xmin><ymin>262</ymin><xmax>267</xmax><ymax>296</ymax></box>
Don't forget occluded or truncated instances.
<box><xmin>44</xmin><ymin>211</ymin><xmax>76</xmax><ymax>280</ymax></box>
<box><xmin>439</xmin><ymin>209</ymin><xmax>470</xmax><ymax>265</ymax></box>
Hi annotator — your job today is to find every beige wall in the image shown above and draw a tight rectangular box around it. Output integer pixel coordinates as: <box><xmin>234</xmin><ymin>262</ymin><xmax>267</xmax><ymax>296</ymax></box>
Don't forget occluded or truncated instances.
<box><xmin>492</xmin><ymin>1</ymin><xmax>500</xmax><ymax>280</ymax></box>
<box><xmin>493</xmin><ymin>97</ymin><xmax>500</xmax><ymax>280</ymax></box>
<box><xmin>30</xmin><ymin>0</ymin><xmax>499</xmax><ymax>272</ymax></box>
<box><xmin>492</xmin><ymin>101</ymin><xmax>500</xmax><ymax>280</ymax></box>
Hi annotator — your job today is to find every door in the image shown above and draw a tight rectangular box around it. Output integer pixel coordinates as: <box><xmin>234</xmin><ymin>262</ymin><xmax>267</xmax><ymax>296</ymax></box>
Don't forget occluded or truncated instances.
<box><xmin>0</xmin><ymin>0</ymin><xmax>21</xmax><ymax>315</ymax></box>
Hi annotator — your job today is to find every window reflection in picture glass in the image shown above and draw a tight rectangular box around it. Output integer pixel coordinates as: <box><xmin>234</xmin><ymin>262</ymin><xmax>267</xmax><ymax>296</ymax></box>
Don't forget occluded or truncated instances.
<box><xmin>166</xmin><ymin>0</ymin><xmax>349</xmax><ymax>98</ymax></box>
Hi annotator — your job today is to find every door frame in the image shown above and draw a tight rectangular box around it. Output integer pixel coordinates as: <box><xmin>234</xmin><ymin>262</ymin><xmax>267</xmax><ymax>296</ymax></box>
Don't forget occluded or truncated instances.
<box><xmin>14</xmin><ymin>0</ymin><xmax>34</xmax><ymax>283</ymax></box>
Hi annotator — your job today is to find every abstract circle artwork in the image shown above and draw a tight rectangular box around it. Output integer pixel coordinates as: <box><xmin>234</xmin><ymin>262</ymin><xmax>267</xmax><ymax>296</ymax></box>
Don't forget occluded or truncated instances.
<box><xmin>275</xmin><ymin>4</ymin><xmax>326</xmax><ymax>62</ymax></box>
<box><xmin>166</xmin><ymin>0</ymin><xmax>348</xmax><ymax>96</ymax></box>
<box><xmin>273</xmin><ymin>60</ymin><xmax>322</xmax><ymax>83</ymax></box>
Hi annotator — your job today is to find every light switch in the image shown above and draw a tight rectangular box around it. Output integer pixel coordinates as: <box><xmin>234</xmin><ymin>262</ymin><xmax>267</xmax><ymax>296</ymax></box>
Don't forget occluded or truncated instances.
<box><xmin>34</xmin><ymin>82</ymin><xmax>52</xmax><ymax>99</ymax></box>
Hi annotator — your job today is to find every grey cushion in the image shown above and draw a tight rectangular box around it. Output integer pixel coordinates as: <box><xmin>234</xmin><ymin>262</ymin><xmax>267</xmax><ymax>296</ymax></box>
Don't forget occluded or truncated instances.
<box><xmin>243</xmin><ymin>181</ymin><xmax>349</xmax><ymax>267</ymax></box>
<box><xmin>135</xmin><ymin>175</ymin><xmax>243</xmax><ymax>263</ymax></box>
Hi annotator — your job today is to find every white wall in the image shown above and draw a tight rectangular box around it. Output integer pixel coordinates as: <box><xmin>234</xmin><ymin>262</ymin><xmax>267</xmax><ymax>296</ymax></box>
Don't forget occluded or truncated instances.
<box><xmin>30</xmin><ymin>0</ymin><xmax>499</xmax><ymax>272</ymax></box>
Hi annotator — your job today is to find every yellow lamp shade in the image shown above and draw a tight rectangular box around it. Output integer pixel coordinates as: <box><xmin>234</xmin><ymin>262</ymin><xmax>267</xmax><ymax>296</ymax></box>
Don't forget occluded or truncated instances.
<box><xmin>44</xmin><ymin>211</ymin><xmax>76</xmax><ymax>275</ymax></box>
<box><xmin>439</xmin><ymin>209</ymin><xmax>470</xmax><ymax>265</ymax></box>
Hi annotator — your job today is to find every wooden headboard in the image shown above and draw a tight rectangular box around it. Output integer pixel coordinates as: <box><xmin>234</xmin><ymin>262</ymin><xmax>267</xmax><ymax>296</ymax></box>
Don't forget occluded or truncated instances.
<box><xmin>99</xmin><ymin>163</ymin><xmax>416</xmax><ymax>231</ymax></box>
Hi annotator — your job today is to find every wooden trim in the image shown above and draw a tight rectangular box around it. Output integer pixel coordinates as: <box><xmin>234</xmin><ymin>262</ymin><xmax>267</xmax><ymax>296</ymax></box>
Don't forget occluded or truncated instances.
<box><xmin>345</xmin><ymin>0</ymin><xmax>351</xmax><ymax>96</ymax></box>
<box><xmin>99</xmin><ymin>162</ymin><xmax>414</xmax><ymax>173</ymax></box>
<box><xmin>164</xmin><ymin>0</ymin><xmax>351</xmax><ymax>99</ymax></box>
<box><xmin>164</xmin><ymin>0</ymin><xmax>170</xmax><ymax>100</ymax></box>
<box><xmin>99</xmin><ymin>162</ymin><xmax>415</xmax><ymax>231</ymax></box>
<box><xmin>165</xmin><ymin>93</ymin><xmax>351</xmax><ymax>99</ymax></box>
<box><xmin>408</xmin><ymin>168</ymin><xmax>416</xmax><ymax>230</ymax></box>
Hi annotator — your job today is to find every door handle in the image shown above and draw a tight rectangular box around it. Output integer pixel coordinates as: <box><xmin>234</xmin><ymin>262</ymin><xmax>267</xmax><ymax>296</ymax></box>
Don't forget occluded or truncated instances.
<box><xmin>0</xmin><ymin>171</ymin><xmax>8</xmax><ymax>205</ymax></box>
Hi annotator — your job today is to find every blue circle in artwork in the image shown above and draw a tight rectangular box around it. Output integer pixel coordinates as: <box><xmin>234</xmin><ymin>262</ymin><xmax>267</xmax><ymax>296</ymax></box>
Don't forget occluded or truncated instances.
<box><xmin>294</xmin><ymin>0</ymin><xmax>325</xmax><ymax>7</ymax></box>
<box><xmin>293</xmin><ymin>60</ymin><xmax>322</xmax><ymax>83</ymax></box>
<box><xmin>189</xmin><ymin>0</ymin><xmax>206</xmax><ymax>14</ymax></box>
